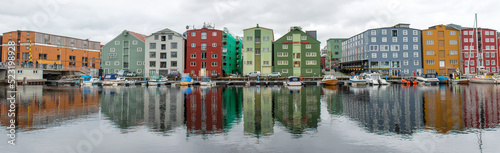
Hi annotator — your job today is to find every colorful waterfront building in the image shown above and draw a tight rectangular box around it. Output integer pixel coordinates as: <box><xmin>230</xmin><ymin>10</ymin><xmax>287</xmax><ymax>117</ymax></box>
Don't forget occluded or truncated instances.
<box><xmin>422</xmin><ymin>25</ymin><xmax>461</xmax><ymax>75</ymax></box>
<box><xmin>222</xmin><ymin>28</ymin><xmax>242</xmax><ymax>76</ymax></box>
<box><xmin>1</xmin><ymin>30</ymin><xmax>101</xmax><ymax>70</ymax></box>
<box><xmin>273</xmin><ymin>26</ymin><xmax>321</xmax><ymax>77</ymax></box>
<box><xmin>326</xmin><ymin>38</ymin><xmax>346</xmax><ymax>70</ymax></box>
<box><xmin>461</xmin><ymin>28</ymin><xmax>498</xmax><ymax>74</ymax></box>
<box><xmin>101</xmin><ymin>30</ymin><xmax>146</xmax><ymax>75</ymax></box>
<box><xmin>242</xmin><ymin>25</ymin><xmax>274</xmax><ymax>76</ymax></box>
<box><xmin>184</xmin><ymin>24</ymin><xmax>223</xmax><ymax>77</ymax></box>
<box><xmin>144</xmin><ymin>28</ymin><xmax>185</xmax><ymax>77</ymax></box>
<box><xmin>341</xmin><ymin>23</ymin><xmax>423</xmax><ymax>76</ymax></box>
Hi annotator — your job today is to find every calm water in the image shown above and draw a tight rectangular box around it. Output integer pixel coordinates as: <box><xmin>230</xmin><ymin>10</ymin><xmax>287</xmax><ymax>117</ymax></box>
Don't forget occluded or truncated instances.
<box><xmin>0</xmin><ymin>84</ymin><xmax>499</xmax><ymax>153</ymax></box>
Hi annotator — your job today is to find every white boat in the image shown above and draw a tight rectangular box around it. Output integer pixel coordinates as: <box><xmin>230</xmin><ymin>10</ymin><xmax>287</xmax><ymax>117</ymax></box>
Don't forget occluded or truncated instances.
<box><xmin>349</xmin><ymin>75</ymin><xmax>367</xmax><ymax>85</ymax></box>
<box><xmin>469</xmin><ymin>73</ymin><xmax>500</xmax><ymax>84</ymax></box>
<box><xmin>148</xmin><ymin>75</ymin><xmax>168</xmax><ymax>86</ymax></box>
<box><xmin>416</xmin><ymin>73</ymin><xmax>439</xmax><ymax>85</ymax></box>
<box><xmin>82</xmin><ymin>78</ymin><xmax>99</xmax><ymax>86</ymax></box>
<box><xmin>364</xmin><ymin>73</ymin><xmax>380</xmax><ymax>85</ymax></box>
<box><xmin>199</xmin><ymin>77</ymin><xmax>216</xmax><ymax>86</ymax></box>
<box><xmin>124</xmin><ymin>79</ymin><xmax>136</xmax><ymax>86</ymax></box>
<box><xmin>287</xmin><ymin>76</ymin><xmax>302</xmax><ymax>86</ymax></box>
<box><xmin>102</xmin><ymin>74</ymin><xmax>124</xmax><ymax>86</ymax></box>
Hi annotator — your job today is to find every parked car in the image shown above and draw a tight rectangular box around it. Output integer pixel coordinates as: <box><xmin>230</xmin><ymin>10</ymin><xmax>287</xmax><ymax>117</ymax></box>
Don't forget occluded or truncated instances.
<box><xmin>268</xmin><ymin>72</ymin><xmax>281</xmax><ymax>78</ymax></box>
<box><xmin>166</xmin><ymin>71</ymin><xmax>181</xmax><ymax>78</ymax></box>
<box><xmin>245</xmin><ymin>71</ymin><xmax>261</xmax><ymax>77</ymax></box>
<box><xmin>117</xmin><ymin>69</ymin><xmax>130</xmax><ymax>76</ymax></box>
<box><xmin>125</xmin><ymin>71</ymin><xmax>137</xmax><ymax>77</ymax></box>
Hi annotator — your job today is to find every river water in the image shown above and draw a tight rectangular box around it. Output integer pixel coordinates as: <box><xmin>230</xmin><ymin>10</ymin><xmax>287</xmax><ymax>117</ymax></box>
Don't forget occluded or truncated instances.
<box><xmin>0</xmin><ymin>85</ymin><xmax>499</xmax><ymax>153</ymax></box>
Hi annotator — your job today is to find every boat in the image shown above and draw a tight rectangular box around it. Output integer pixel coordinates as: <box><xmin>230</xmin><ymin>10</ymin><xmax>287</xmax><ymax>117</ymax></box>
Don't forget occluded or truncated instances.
<box><xmin>364</xmin><ymin>73</ymin><xmax>380</xmax><ymax>85</ymax></box>
<box><xmin>148</xmin><ymin>75</ymin><xmax>168</xmax><ymax>86</ymax></box>
<box><xmin>287</xmin><ymin>76</ymin><xmax>302</xmax><ymax>86</ymax></box>
<box><xmin>349</xmin><ymin>75</ymin><xmax>367</xmax><ymax>85</ymax></box>
<box><xmin>436</xmin><ymin>76</ymin><xmax>449</xmax><ymax>84</ymax></box>
<box><xmin>180</xmin><ymin>76</ymin><xmax>193</xmax><ymax>86</ymax></box>
<box><xmin>451</xmin><ymin>78</ymin><xmax>470</xmax><ymax>84</ymax></box>
<box><xmin>124</xmin><ymin>79</ymin><xmax>136</xmax><ymax>86</ymax></box>
<box><xmin>469</xmin><ymin>73</ymin><xmax>500</xmax><ymax>84</ymax></box>
<box><xmin>102</xmin><ymin>74</ymin><xmax>122</xmax><ymax>86</ymax></box>
<box><xmin>78</xmin><ymin>75</ymin><xmax>99</xmax><ymax>86</ymax></box>
<box><xmin>416</xmin><ymin>73</ymin><xmax>439</xmax><ymax>85</ymax></box>
<box><xmin>377</xmin><ymin>75</ymin><xmax>391</xmax><ymax>85</ymax></box>
<box><xmin>321</xmin><ymin>75</ymin><xmax>338</xmax><ymax>86</ymax></box>
<box><xmin>199</xmin><ymin>76</ymin><xmax>216</xmax><ymax>86</ymax></box>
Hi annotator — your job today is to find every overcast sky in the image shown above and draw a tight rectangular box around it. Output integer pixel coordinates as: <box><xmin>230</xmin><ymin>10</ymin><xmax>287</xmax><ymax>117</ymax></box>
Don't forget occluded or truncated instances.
<box><xmin>1</xmin><ymin>0</ymin><xmax>499</xmax><ymax>47</ymax></box>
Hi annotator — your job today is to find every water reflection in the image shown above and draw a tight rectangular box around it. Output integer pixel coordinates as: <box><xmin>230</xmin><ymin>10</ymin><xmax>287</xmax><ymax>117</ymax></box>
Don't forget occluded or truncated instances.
<box><xmin>185</xmin><ymin>87</ymin><xmax>224</xmax><ymax>135</ymax></box>
<box><xmin>243</xmin><ymin>87</ymin><xmax>273</xmax><ymax>137</ymax></box>
<box><xmin>0</xmin><ymin>86</ymin><xmax>100</xmax><ymax>131</ymax></box>
<box><xmin>100</xmin><ymin>87</ymin><xmax>145</xmax><ymax>131</ymax></box>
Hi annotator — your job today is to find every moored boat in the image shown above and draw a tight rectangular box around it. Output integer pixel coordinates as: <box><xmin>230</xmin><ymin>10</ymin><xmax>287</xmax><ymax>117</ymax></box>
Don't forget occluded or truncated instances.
<box><xmin>102</xmin><ymin>74</ymin><xmax>120</xmax><ymax>86</ymax></box>
<box><xmin>322</xmin><ymin>75</ymin><xmax>338</xmax><ymax>86</ymax></box>
<box><xmin>416</xmin><ymin>73</ymin><xmax>439</xmax><ymax>85</ymax></box>
<box><xmin>451</xmin><ymin>78</ymin><xmax>469</xmax><ymax>84</ymax></box>
<box><xmin>199</xmin><ymin>76</ymin><xmax>216</xmax><ymax>86</ymax></box>
<box><xmin>180</xmin><ymin>76</ymin><xmax>193</xmax><ymax>86</ymax></box>
<box><xmin>148</xmin><ymin>75</ymin><xmax>168</xmax><ymax>86</ymax></box>
<box><xmin>287</xmin><ymin>76</ymin><xmax>302</xmax><ymax>86</ymax></box>
<box><xmin>469</xmin><ymin>73</ymin><xmax>499</xmax><ymax>84</ymax></box>
<box><xmin>349</xmin><ymin>75</ymin><xmax>367</xmax><ymax>85</ymax></box>
<box><xmin>436</xmin><ymin>76</ymin><xmax>449</xmax><ymax>84</ymax></box>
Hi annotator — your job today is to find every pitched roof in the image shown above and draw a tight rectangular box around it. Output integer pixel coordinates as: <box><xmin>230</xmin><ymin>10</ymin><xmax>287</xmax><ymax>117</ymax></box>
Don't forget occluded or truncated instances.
<box><xmin>126</xmin><ymin>30</ymin><xmax>147</xmax><ymax>42</ymax></box>
<box><xmin>150</xmin><ymin>28</ymin><xmax>184</xmax><ymax>38</ymax></box>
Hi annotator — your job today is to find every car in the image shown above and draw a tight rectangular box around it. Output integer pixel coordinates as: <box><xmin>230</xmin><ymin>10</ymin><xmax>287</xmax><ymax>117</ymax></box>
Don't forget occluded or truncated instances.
<box><xmin>245</xmin><ymin>71</ymin><xmax>261</xmax><ymax>77</ymax></box>
<box><xmin>117</xmin><ymin>69</ymin><xmax>130</xmax><ymax>76</ymax></box>
<box><xmin>166</xmin><ymin>71</ymin><xmax>181</xmax><ymax>78</ymax></box>
<box><xmin>268</xmin><ymin>72</ymin><xmax>281</xmax><ymax>78</ymax></box>
<box><xmin>125</xmin><ymin>72</ymin><xmax>137</xmax><ymax>77</ymax></box>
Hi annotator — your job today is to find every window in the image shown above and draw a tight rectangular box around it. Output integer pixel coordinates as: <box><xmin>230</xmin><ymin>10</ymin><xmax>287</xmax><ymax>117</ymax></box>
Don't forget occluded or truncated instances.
<box><xmin>464</xmin><ymin>53</ymin><xmax>469</xmax><ymax>58</ymax></box>
<box><xmin>190</xmin><ymin>62</ymin><xmax>196</xmax><ymax>66</ymax></box>
<box><xmin>464</xmin><ymin>38</ymin><xmax>469</xmax><ymax>43</ymax></box>
<box><xmin>306</xmin><ymin>52</ymin><xmax>317</xmax><ymax>57</ymax></box>
<box><xmin>137</xmin><ymin>61</ymin><xmax>142</xmax><ymax>65</ymax></box>
<box><xmin>191</xmin><ymin>32</ymin><xmax>196</xmax><ymax>36</ymax></box>
<box><xmin>403</xmin><ymin>45</ymin><xmax>408</xmax><ymax>50</ymax></box>
<box><xmin>380</xmin><ymin>45</ymin><xmax>389</xmax><ymax>51</ymax></box>
<box><xmin>470</xmin><ymin>52</ymin><xmax>474</xmax><ymax>58</ymax></box>
<box><xmin>263</xmin><ymin>36</ymin><xmax>269</xmax><ymax>41</ymax></box>
<box><xmin>282</xmin><ymin>69</ymin><xmax>288</xmax><ymax>73</ymax></box>
<box><xmin>382</xmin><ymin>29</ymin><xmax>387</xmax><ymax>35</ymax></box>
<box><xmin>201</xmin><ymin>32</ymin><xmax>207</xmax><ymax>39</ymax></box>
<box><xmin>464</xmin><ymin>46</ymin><xmax>469</xmax><ymax>50</ymax></box>
<box><xmin>150</xmin><ymin>52</ymin><xmax>156</xmax><ymax>58</ymax></box>
<box><xmin>449</xmin><ymin>50</ymin><xmax>458</xmax><ymax>55</ymax></box>
<box><xmin>114</xmin><ymin>61</ymin><xmax>120</xmax><ymax>66</ymax></box>
<box><xmin>463</xmin><ymin>31</ymin><xmax>468</xmax><ymax>35</ymax></box>
<box><xmin>369</xmin><ymin>45</ymin><xmax>379</xmax><ymax>51</ymax></box>
<box><xmin>247</xmin><ymin>36</ymin><xmax>252</xmax><ymax>41</ymax></box>
<box><xmin>393</xmin><ymin>53</ymin><xmax>398</xmax><ymax>58</ymax></box>
<box><xmin>464</xmin><ymin>61</ymin><xmax>469</xmax><ymax>65</ymax></box>
<box><xmin>403</xmin><ymin>37</ymin><xmax>408</xmax><ymax>42</ymax></box>
<box><xmin>287</xmin><ymin>36</ymin><xmax>292</xmax><ymax>40</ymax></box>
<box><xmin>137</xmin><ymin>47</ymin><xmax>142</xmax><ymax>52</ymax></box>
<box><xmin>306</xmin><ymin>60</ymin><xmax>317</xmax><ymax>65</ymax></box>
<box><xmin>469</xmin><ymin>31</ymin><xmax>473</xmax><ymax>35</ymax></box>
<box><xmin>403</xmin><ymin>52</ymin><xmax>408</xmax><ymax>58</ymax></box>
<box><xmin>492</xmin><ymin>53</ymin><xmax>496</xmax><ymax>58</ymax></box>
<box><xmin>160</xmin><ymin>53</ymin><xmax>167</xmax><ymax>59</ymax></box>
<box><xmin>382</xmin><ymin>53</ymin><xmax>387</xmax><ymax>58</ymax></box>
<box><xmin>171</xmin><ymin>61</ymin><xmax>178</xmax><ymax>67</ymax></box>
<box><xmin>110</xmin><ymin>48</ymin><xmax>116</xmax><ymax>52</ymax></box>
<box><xmin>449</xmin><ymin>40</ymin><xmax>457</xmax><ymax>45</ymax></box>
<box><xmin>132</xmin><ymin>40</ymin><xmax>138</xmax><ymax>45</ymax></box>
<box><xmin>392</xmin><ymin>30</ymin><xmax>398</xmax><ymax>36</ymax></box>
<box><xmin>413</xmin><ymin>45</ymin><xmax>419</xmax><ymax>50</ymax></box>
<box><xmin>471</xmin><ymin>60</ymin><xmax>474</xmax><ymax>65</ymax></box>
<box><xmin>492</xmin><ymin>60</ymin><xmax>496</xmax><ymax>65</ymax></box>
<box><xmin>391</xmin><ymin>45</ymin><xmax>400</xmax><ymax>51</ymax></box>
<box><xmin>278</xmin><ymin>52</ymin><xmax>288</xmax><ymax>57</ymax></box>
<box><xmin>277</xmin><ymin>61</ymin><xmax>288</xmax><ymax>65</ymax></box>
<box><xmin>306</xmin><ymin>44</ymin><xmax>311</xmax><ymax>49</ymax></box>
<box><xmin>168</xmin><ymin>35</ymin><xmax>173</xmax><ymax>40</ymax></box>
<box><xmin>414</xmin><ymin>52</ymin><xmax>419</xmax><ymax>57</ymax></box>
<box><xmin>486</xmin><ymin>60</ymin><xmax>490</xmax><ymax>65</ymax></box>
<box><xmin>426</xmin><ymin>31</ymin><xmax>433</xmax><ymax>35</ymax></box>
<box><xmin>160</xmin><ymin>62</ymin><xmax>167</xmax><ymax>68</ymax></box>
<box><xmin>486</xmin><ymin>46</ymin><xmax>491</xmax><ymax>50</ymax></box>
<box><xmin>491</xmin><ymin>46</ymin><xmax>495</xmax><ymax>50</ymax></box>
<box><xmin>371</xmin><ymin>30</ymin><xmax>376</xmax><ymax>35</ymax></box>
<box><xmin>392</xmin><ymin>37</ymin><xmax>397</xmax><ymax>42</ymax></box>
<box><xmin>212</xmin><ymin>54</ymin><xmax>217</xmax><ymax>59</ymax></box>
<box><xmin>413</xmin><ymin>30</ymin><xmax>418</xmax><ymax>35</ymax></box>
<box><xmin>149</xmin><ymin>61</ymin><xmax>156</xmax><ymax>67</ymax></box>
<box><xmin>161</xmin><ymin>44</ymin><xmax>166</xmax><ymax>50</ymax></box>
<box><xmin>426</xmin><ymin>50</ymin><xmax>434</xmax><ymax>55</ymax></box>
<box><xmin>404</xmin><ymin>60</ymin><xmax>409</xmax><ymax>65</ymax></box>
<box><xmin>301</xmin><ymin>36</ymin><xmax>307</xmax><ymax>40</ymax></box>
<box><xmin>382</xmin><ymin>37</ymin><xmax>387</xmax><ymax>42</ymax></box>
<box><xmin>493</xmin><ymin>67</ymin><xmax>497</xmax><ymax>72</ymax></box>
<box><xmin>282</xmin><ymin>45</ymin><xmax>288</xmax><ymax>49</ymax></box>
<box><xmin>171</xmin><ymin>52</ymin><xmax>177</xmax><ymax>58</ymax></box>
<box><xmin>115</xmin><ymin>41</ymin><xmax>120</xmax><ymax>45</ymax></box>
<box><xmin>247</xmin><ymin>48</ymin><xmax>253</xmax><ymax>52</ymax></box>
<box><xmin>414</xmin><ymin>60</ymin><xmax>419</xmax><ymax>66</ymax></box>
<box><xmin>469</xmin><ymin>38</ymin><xmax>474</xmax><ymax>42</ymax></box>
<box><xmin>246</xmin><ymin>61</ymin><xmax>253</xmax><ymax>65</ymax></box>
<box><xmin>150</xmin><ymin>43</ymin><xmax>156</xmax><ymax>49</ymax></box>
<box><xmin>426</xmin><ymin>40</ymin><xmax>434</xmax><ymax>45</ymax></box>
<box><xmin>212</xmin><ymin>43</ymin><xmax>217</xmax><ymax>47</ymax></box>
<box><xmin>439</xmin><ymin>60</ymin><xmax>445</xmax><ymax>67</ymax></box>
<box><xmin>371</xmin><ymin>53</ymin><xmax>377</xmax><ymax>58</ymax></box>
<box><xmin>211</xmin><ymin>62</ymin><xmax>217</xmax><ymax>67</ymax></box>
<box><xmin>427</xmin><ymin>69</ymin><xmax>435</xmax><ymax>73</ymax></box>
<box><xmin>105</xmin><ymin>61</ymin><xmax>111</xmax><ymax>65</ymax></box>
<box><xmin>170</xmin><ymin>42</ymin><xmax>177</xmax><ymax>49</ymax></box>
<box><xmin>371</xmin><ymin>37</ymin><xmax>376</xmax><ymax>42</ymax></box>
<box><xmin>490</xmin><ymin>31</ymin><xmax>494</xmax><ymax>35</ymax></box>
<box><xmin>255</xmin><ymin>48</ymin><xmax>261</xmax><ymax>55</ymax></box>
<box><xmin>201</xmin><ymin>52</ymin><xmax>207</xmax><ymax>59</ymax></box>
<box><xmin>413</xmin><ymin>37</ymin><xmax>418</xmax><ymax>42</ymax></box>
<box><xmin>263</xmin><ymin>48</ymin><xmax>269</xmax><ymax>52</ymax></box>
<box><xmin>201</xmin><ymin>43</ymin><xmax>207</xmax><ymax>50</ymax></box>
<box><xmin>450</xmin><ymin>31</ymin><xmax>456</xmax><ymax>35</ymax></box>
<box><xmin>306</xmin><ymin>69</ymin><xmax>313</xmax><ymax>73</ymax></box>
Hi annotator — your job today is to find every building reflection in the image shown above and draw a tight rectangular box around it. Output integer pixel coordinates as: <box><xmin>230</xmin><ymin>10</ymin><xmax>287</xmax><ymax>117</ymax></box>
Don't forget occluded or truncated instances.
<box><xmin>342</xmin><ymin>85</ymin><xmax>425</xmax><ymax>134</ymax></box>
<box><xmin>100</xmin><ymin>87</ymin><xmax>145</xmax><ymax>131</ymax></box>
<box><xmin>143</xmin><ymin>87</ymin><xmax>184</xmax><ymax>134</ymax></box>
<box><xmin>223</xmin><ymin>87</ymin><xmax>243</xmax><ymax>131</ymax></box>
<box><xmin>185</xmin><ymin>86</ymin><xmax>223</xmax><ymax>135</ymax></box>
<box><xmin>423</xmin><ymin>85</ymin><xmax>464</xmax><ymax>133</ymax></box>
<box><xmin>462</xmin><ymin>85</ymin><xmax>500</xmax><ymax>129</ymax></box>
<box><xmin>0</xmin><ymin>86</ymin><xmax>99</xmax><ymax>131</ymax></box>
<box><xmin>243</xmin><ymin>87</ymin><xmax>273</xmax><ymax>137</ymax></box>
<box><xmin>323</xmin><ymin>86</ymin><xmax>343</xmax><ymax>115</ymax></box>
<box><xmin>273</xmin><ymin>86</ymin><xmax>321</xmax><ymax>137</ymax></box>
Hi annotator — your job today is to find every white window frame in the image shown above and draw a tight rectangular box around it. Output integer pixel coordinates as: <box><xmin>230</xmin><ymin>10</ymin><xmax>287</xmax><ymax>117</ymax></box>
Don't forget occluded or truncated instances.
<box><xmin>382</xmin><ymin>37</ymin><xmax>387</xmax><ymax>42</ymax></box>
<box><xmin>393</xmin><ymin>53</ymin><xmax>398</xmax><ymax>58</ymax></box>
<box><xmin>115</xmin><ymin>41</ymin><xmax>120</xmax><ymax>45</ymax></box>
<box><xmin>403</xmin><ymin>52</ymin><xmax>408</xmax><ymax>58</ymax></box>
<box><xmin>382</xmin><ymin>53</ymin><xmax>387</xmax><ymax>58</ymax></box>
<box><xmin>372</xmin><ymin>53</ymin><xmax>377</xmax><ymax>58</ymax></box>
<box><xmin>114</xmin><ymin>61</ymin><xmax>119</xmax><ymax>66</ymax></box>
<box><xmin>105</xmin><ymin>61</ymin><xmax>110</xmax><ymax>66</ymax></box>
<box><xmin>110</xmin><ymin>48</ymin><xmax>115</xmax><ymax>52</ymax></box>
<box><xmin>301</xmin><ymin>36</ymin><xmax>307</xmax><ymax>40</ymax></box>
<box><xmin>282</xmin><ymin>69</ymin><xmax>288</xmax><ymax>73</ymax></box>
<box><xmin>282</xmin><ymin>45</ymin><xmax>288</xmax><ymax>49</ymax></box>
<box><xmin>137</xmin><ymin>47</ymin><xmax>142</xmax><ymax>52</ymax></box>
<box><xmin>306</xmin><ymin>44</ymin><xmax>311</xmax><ymax>49</ymax></box>
<box><xmin>190</xmin><ymin>62</ymin><xmax>196</xmax><ymax>66</ymax></box>
<box><xmin>287</xmin><ymin>36</ymin><xmax>292</xmax><ymax>40</ymax></box>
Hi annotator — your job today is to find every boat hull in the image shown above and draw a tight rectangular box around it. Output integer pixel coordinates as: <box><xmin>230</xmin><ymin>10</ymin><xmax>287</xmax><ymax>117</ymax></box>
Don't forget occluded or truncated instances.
<box><xmin>469</xmin><ymin>78</ymin><xmax>496</xmax><ymax>84</ymax></box>
<box><xmin>451</xmin><ymin>79</ymin><xmax>469</xmax><ymax>84</ymax></box>
<box><xmin>322</xmin><ymin>79</ymin><xmax>338</xmax><ymax>86</ymax></box>
<box><xmin>180</xmin><ymin>81</ymin><xmax>193</xmax><ymax>86</ymax></box>
<box><xmin>199</xmin><ymin>82</ymin><xmax>216</xmax><ymax>86</ymax></box>
<box><xmin>287</xmin><ymin>82</ymin><xmax>302</xmax><ymax>86</ymax></box>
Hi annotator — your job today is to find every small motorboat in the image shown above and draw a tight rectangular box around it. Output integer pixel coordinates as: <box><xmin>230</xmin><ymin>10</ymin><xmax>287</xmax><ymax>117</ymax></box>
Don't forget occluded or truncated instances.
<box><xmin>199</xmin><ymin>76</ymin><xmax>216</xmax><ymax>86</ymax></box>
<box><xmin>102</xmin><ymin>74</ymin><xmax>122</xmax><ymax>86</ymax></box>
<box><xmin>436</xmin><ymin>76</ymin><xmax>449</xmax><ymax>84</ymax></box>
<box><xmin>365</xmin><ymin>73</ymin><xmax>380</xmax><ymax>85</ymax></box>
<box><xmin>78</xmin><ymin>75</ymin><xmax>99</xmax><ymax>86</ymax></box>
<box><xmin>287</xmin><ymin>76</ymin><xmax>302</xmax><ymax>86</ymax></box>
<box><xmin>469</xmin><ymin>73</ymin><xmax>500</xmax><ymax>84</ymax></box>
<box><xmin>180</xmin><ymin>76</ymin><xmax>193</xmax><ymax>86</ymax></box>
<box><xmin>148</xmin><ymin>75</ymin><xmax>168</xmax><ymax>86</ymax></box>
<box><xmin>322</xmin><ymin>75</ymin><xmax>338</xmax><ymax>86</ymax></box>
<box><xmin>349</xmin><ymin>75</ymin><xmax>367</xmax><ymax>85</ymax></box>
<box><xmin>416</xmin><ymin>73</ymin><xmax>439</xmax><ymax>85</ymax></box>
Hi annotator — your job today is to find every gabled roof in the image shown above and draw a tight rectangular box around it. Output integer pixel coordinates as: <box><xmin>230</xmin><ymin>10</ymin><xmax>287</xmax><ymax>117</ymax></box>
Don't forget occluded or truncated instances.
<box><xmin>150</xmin><ymin>28</ymin><xmax>184</xmax><ymax>38</ymax></box>
<box><xmin>126</xmin><ymin>30</ymin><xmax>147</xmax><ymax>42</ymax></box>
<box><xmin>275</xmin><ymin>26</ymin><xmax>320</xmax><ymax>43</ymax></box>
